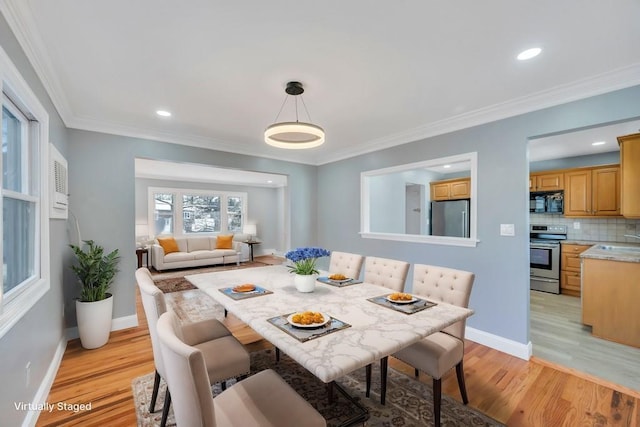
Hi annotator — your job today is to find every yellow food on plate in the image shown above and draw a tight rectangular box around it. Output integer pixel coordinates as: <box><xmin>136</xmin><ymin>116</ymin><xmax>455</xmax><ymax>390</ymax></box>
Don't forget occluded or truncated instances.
<box><xmin>389</xmin><ymin>292</ymin><xmax>413</xmax><ymax>301</ymax></box>
<box><xmin>329</xmin><ymin>273</ymin><xmax>347</xmax><ymax>281</ymax></box>
<box><xmin>291</xmin><ymin>311</ymin><xmax>325</xmax><ymax>325</ymax></box>
<box><xmin>233</xmin><ymin>284</ymin><xmax>256</xmax><ymax>293</ymax></box>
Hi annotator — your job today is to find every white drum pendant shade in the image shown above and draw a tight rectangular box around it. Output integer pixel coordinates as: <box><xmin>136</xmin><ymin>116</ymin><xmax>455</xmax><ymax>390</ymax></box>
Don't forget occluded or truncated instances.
<box><xmin>264</xmin><ymin>81</ymin><xmax>325</xmax><ymax>149</ymax></box>
<box><xmin>265</xmin><ymin>121</ymin><xmax>325</xmax><ymax>149</ymax></box>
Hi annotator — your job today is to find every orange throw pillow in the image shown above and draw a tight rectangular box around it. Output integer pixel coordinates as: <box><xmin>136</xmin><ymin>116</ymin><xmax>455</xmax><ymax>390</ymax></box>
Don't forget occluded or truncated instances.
<box><xmin>157</xmin><ymin>237</ymin><xmax>179</xmax><ymax>254</ymax></box>
<box><xmin>216</xmin><ymin>235</ymin><xmax>234</xmax><ymax>249</ymax></box>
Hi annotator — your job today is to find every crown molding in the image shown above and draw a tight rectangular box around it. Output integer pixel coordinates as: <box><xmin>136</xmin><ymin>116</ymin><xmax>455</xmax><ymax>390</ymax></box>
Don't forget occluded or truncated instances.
<box><xmin>0</xmin><ymin>0</ymin><xmax>75</xmax><ymax>125</ymax></box>
<box><xmin>314</xmin><ymin>63</ymin><xmax>640</xmax><ymax>165</ymax></box>
<box><xmin>66</xmin><ymin>115</ymin><xmax>318</xmax><ymax>166</ymax></box>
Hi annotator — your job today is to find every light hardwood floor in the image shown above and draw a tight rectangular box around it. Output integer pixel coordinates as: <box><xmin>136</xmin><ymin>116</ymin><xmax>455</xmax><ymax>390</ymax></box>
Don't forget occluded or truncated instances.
<box><xmin>36</xmin><ymin>289</ymin><xmax>640</xmax><ymax>426</ymax></box>
<box><xmin>530</xmin><ymin>290</ymin><xmax>640</xmax><ymax>392</ymax></box>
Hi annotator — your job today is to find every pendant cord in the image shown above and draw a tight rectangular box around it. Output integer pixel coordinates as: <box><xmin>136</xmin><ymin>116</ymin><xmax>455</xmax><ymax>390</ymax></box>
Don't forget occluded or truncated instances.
<box><xmin>272</xmin><ymin>94</ymin><xmax>289</xmax><ymax>123</ymax></box>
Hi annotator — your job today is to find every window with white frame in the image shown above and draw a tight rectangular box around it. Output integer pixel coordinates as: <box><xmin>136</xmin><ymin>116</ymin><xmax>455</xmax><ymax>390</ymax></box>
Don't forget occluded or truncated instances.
<box><xmin>0</xmin><ymin>45</ymin><xmax>50</xmax><ymax>339</ymax></box>
<box><xmin>149</xmin><ymin>188</ymin><xmax>246</xmax><ymax>237</ymax></box>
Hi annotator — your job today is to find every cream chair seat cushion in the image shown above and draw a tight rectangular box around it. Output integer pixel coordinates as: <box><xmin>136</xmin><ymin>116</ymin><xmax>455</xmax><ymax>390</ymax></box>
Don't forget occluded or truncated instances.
<box><xmin>214</xmin><ymin>369</ymin><xmax>326</xmax><ymax>427</ymax></box>
<box><xmin>393</xmin><ymin>332</ymin><xmax>464</xmax><ymax>379</ymax></box>
<box><xmin>194</xmin><ymin>336</ymin><xmax>251</xmax><ymax>383</ymax></box>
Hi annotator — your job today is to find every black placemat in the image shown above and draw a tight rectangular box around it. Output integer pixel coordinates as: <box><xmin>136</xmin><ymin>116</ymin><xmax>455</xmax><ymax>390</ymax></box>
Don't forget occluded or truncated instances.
<box><xmin>218</xmin><ymin>286</ymin><xmax>273</xmax><ymax>300</ymax></box>
<box><xmin>267</xmin><ymin>312</ymin><xmax>351</xmax><ymax>342</ymax></box>
<box><xmin>367</xmin><ymin>294</ymin><xmax>437</xmax><ymax>314</ymax></box>
<box><xmin>316</xmin><ymin>276</ymin><xmax>363</xmax><ymax>287</ymax></box>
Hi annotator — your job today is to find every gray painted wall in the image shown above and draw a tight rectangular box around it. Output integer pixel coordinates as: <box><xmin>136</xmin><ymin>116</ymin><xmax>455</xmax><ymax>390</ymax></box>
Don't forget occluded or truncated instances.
<box><xmin>317</xmin><ymin>86</ymin><xmax>640</xmax><ymax>345</ymax></box>
<box><xmin>0</xmin><ymin>13</ymin><xmax>69</xmax><ymax>427</ymax></box>
<box><xmin>66</xmin><ymin>131</ymin><xmax>318</xmax><ymax>325</ymax></box>
<box><xmin>135</xmin><ymin>177</ymin><xmax>283</xmax><ymax>255</ymax></box>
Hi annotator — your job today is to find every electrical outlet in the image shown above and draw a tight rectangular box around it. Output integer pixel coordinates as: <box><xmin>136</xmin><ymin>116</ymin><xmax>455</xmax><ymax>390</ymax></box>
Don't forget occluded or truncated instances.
<box><xmin>573</xmin><ymin>222</ymin><xmax>581</xmax><ymax>230</ymax></box>
<box><xmin>25</xmin><ymin>362</ymin><xmax>31</xmax><ymax>387</ymax></box>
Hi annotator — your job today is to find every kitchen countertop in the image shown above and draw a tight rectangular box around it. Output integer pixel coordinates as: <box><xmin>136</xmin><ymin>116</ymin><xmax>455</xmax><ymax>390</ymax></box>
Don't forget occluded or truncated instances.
<box><xmin>580</xmin><ymin>242</ymin><xmax>640</xmax><ymax>263</ymax></box>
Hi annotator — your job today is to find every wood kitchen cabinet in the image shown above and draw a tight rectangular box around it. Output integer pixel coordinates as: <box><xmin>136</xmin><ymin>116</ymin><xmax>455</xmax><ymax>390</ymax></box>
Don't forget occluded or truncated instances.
<box><xmin>564</xmin><ymin>165</ymin><xmax>620</xmax><ymax>217</ymax></box>
<box><xmin>430</xmin><ymin>177</ymin><xmax>470</xmax><ymax>201</ymax></box>
<box><xmin>530</xmin><ymin>171</ymin><xmax>563</xmax><ymax>191</ymax></box>
<box><xmin>582</xmin><ymin>257</ymin><xmax>640</xmax><ymax>348</ymax></box>
<box><xmin>560</xmin><ymin>243</ymin><xmax>591</xmax><ymax>297</ymax></box>
<box><xmin>617</xmin><ymin>133</ymin><xmax>640</xmax><ymax>218</ymax></box>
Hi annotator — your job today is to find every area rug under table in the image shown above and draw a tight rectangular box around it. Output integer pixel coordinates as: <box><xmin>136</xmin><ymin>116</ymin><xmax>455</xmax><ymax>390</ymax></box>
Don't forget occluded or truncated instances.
<box><xmin>132</xmin><ymin>349</ymin><xmax>503</xmax><ymax>427</ymax></box>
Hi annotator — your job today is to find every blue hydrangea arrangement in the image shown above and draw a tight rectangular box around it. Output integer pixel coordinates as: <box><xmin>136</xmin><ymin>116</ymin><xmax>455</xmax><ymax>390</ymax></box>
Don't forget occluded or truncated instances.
<box><xmin>284</xmin><ymin>247</ymin><xmax>331</xmax><ymax>275</ymax></box>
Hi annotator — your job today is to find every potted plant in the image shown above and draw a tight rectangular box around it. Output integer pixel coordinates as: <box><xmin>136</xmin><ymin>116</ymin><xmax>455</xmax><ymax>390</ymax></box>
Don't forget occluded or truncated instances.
<box><xmin>70</xmin><ymin>240</ymin><xmax>120</xmax><ymax>349</ymax></box>
<box><xmin>284</xmin><ymin>247</ymin><xmax>330</xmax><ymax>292</ymax></box>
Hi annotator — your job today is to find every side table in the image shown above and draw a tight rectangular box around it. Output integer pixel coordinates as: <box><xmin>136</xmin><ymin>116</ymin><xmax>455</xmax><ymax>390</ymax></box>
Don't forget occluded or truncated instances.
<box><xmin>136</xmin><ymin>247</ymin><xmax>149</xmax><ymax>268</ymax></box>
<box><xmin>243</xmin><ymin>240</ymin><xmax>261</xmax><ymax>262</ymax></box>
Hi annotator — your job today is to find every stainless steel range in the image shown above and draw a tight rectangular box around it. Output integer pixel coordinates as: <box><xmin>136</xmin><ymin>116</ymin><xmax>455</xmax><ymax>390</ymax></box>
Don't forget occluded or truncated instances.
<box><xmin>530</xmin><ymin>224</ymin><xmax>567</xmax><ymax>294</ymax></box>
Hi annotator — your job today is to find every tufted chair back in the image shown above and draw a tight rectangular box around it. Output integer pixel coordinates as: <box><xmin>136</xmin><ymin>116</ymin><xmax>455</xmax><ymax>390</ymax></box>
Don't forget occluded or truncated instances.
<box><xmin>412</xmin><ymin>264</ymin><xmax>475</xmax><ymax>339</ymax></box>
<box><xmin>136</xmin><ymin>267</ymin><xmax>168</xmax><ymax>377</ymax></box>
<box><xmin>329</xmin><ymin>251</ymin><xmax>364</xmax><ymax>279</ymax></box>
<box><xmin>363</xmin><ymin>256</ymin><xmax>410</xmax><ymax>292</ymax></box>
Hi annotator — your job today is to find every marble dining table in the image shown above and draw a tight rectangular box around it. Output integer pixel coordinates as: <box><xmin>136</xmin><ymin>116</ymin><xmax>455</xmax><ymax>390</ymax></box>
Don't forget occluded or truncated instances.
<box><xmin>186</xmin><ymin>264</ymin><xmax>474</xmax><ymax>389</ymax></box>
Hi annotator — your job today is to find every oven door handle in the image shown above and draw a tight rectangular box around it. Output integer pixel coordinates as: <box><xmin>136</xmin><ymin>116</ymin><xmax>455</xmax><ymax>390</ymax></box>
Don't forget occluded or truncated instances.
<box><xmin>530</xmin><ymin>243</ymin><xmax>559</xmax><ymax>249</ymax></box>
<box><xmin>530</xmin><ymin>275</ymin><xmax>559</xmax><ymax>281</ymax></box>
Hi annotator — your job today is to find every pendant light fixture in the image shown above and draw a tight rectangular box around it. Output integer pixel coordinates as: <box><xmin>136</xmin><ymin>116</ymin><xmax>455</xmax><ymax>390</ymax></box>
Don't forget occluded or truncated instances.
<box><xmin>264</xmin><ymin>81</ymin><xmax>325</xmax><ymax>149</ymax></box>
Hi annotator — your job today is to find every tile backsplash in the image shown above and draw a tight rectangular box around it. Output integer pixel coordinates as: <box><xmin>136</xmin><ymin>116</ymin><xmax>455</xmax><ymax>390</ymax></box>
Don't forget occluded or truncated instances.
<box><xmin>530</xmin><ymin>214</ymin><xmax>640</xmax><ymax>243</ymax></box>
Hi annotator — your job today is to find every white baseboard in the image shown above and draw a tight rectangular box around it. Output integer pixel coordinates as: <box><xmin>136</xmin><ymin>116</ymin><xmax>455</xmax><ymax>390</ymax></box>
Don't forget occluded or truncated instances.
<box><xmin>22</xmin><ymin>337</ymin><xmax>67</xmax><ymax>427</ymax></box>
<box><xmin>465</xmin><ymin>326</ymin><xmax>532</xmax><ymax>360</ymax></box>
<box><xmin>256</xmin><ymin>248</ymin><xmax>277</xmax><ymax>257</ymax></box>
<box><xmin>65</xmin><ymin>314</ymin><xmax>139</xmax><ymax>341</ymax></box>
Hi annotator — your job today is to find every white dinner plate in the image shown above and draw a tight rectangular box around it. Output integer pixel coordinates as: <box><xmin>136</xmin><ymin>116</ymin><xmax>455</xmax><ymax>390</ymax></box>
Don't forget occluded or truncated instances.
<box><xmin>287</xmin><ymin>312</ymin><xmax>331</xmax><ymax>328</ymax></box>
<box><xmin>386</xmin><ymin>295</ymin><xmax>418</xmax><ymax>304</ymax></box>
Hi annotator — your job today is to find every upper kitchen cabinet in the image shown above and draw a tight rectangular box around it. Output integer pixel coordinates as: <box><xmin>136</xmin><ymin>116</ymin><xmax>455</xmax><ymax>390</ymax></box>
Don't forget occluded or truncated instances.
<box><xmin>430</xmin><ymin>177</ymin><xmax>471</xmax><ymax>201</ymax></box>
<box><xmin>617</xmin><ymin>133</ymin><xmax>640</xmax><ymax>218</ymax></box>
<box><xmin>564</xmin><ymin>165</ymin><xmax>620</xmax><ymax>217</ymax></box>
<box><xmin>530</xmin><ymin>171</ymin><xmax>563</xmax><ymax>191</ymax></box>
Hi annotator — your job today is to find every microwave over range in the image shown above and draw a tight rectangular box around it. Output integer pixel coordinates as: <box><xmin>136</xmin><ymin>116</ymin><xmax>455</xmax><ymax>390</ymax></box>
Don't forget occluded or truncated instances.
<box><xmin>530</xmin><ymin>191</ymin><xmax>563</xmax><ymax>214</ymax></box>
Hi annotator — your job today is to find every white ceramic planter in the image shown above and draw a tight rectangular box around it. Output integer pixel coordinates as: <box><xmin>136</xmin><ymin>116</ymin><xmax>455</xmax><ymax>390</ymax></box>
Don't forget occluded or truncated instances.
<box><xmin>294</xmin><ymin>274</ymin><xmax>318</xmax><ymax>293</ymax></box>
<box><xmin>76</xmin><ymin>294</ymin><xmax>113</xmax><ymax>349</ymax></box>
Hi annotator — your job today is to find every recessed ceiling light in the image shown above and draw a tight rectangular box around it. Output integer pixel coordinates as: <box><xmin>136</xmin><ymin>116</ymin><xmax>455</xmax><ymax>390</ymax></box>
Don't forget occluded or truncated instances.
<box><xmin>267</xmin><ymin>180</ymin><xmax>273</xmax><ymax>183</ymax></box>
<box><xmin>592</xmin><ymin>141</ymin><xmax>606</xmax><ymax>146</ymax></box>
<box><xmin>443</xmin><ymin>164</ymin><xmax>452</xmax><ymax>169</ymax></box>
<box><xmin>517</xmin><ymin>47</ymin><xmax>542</xmax><ymax>61</ymax></box>
<box><xmin>156</xmin><ymin>110</ymin><xmax>171</xmax><ymax>117</ymax></box>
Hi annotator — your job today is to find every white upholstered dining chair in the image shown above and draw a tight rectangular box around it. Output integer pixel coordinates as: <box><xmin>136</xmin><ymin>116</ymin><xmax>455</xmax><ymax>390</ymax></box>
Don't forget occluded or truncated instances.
<box><xmin>135</xmin><ymin>268</ymin><xmax>250</xmax><ymax>427</ymax></box>
<box><xmin>362</xmin><ymin>256</ymin><xmax>410</xmax><ymax>402</ymax></box>
<box><xmin>328</xmin><ymin>251</ymin><xmax>365</xmax><ymax>279</ymax></box>
<box><xmin>157</xmin><ymin>310</ymin><xmax>327</xmax><ymax>427</ymax></box>
<box><xmin>363</xmin><ymin>256</ymin><xmax>410</xmax><ymax>291</ymax></box>
<box><xmin>392</xmin><ymin>264</ymin><xmax>475</xmax><ymax>427</ymax></box>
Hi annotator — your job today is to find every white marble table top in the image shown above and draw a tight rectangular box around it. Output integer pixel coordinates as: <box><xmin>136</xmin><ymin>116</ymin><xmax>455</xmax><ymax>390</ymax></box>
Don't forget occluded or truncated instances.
<box><xmin>186</xmin><ymin>264</ymin><xmax>473</xmax><ymax>383</ymax></box>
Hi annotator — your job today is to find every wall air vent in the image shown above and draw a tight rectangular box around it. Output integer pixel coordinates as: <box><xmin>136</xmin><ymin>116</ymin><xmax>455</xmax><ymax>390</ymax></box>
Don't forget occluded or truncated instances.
<box><xmin>49</xmin><ymin>143</ymin><xmax>68</xmax><ymax>219</ymax></box>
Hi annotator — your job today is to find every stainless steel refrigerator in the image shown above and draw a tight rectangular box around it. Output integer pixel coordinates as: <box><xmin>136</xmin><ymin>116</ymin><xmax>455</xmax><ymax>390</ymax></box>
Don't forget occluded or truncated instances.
<box><xmin>430</xmin><ymin>199</ymin><xmax>470</xmax><ymax>238</ymax></box>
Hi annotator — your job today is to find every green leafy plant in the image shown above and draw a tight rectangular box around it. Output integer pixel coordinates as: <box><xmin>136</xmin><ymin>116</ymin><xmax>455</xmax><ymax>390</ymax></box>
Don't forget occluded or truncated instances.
<box><xmin>70</xmin><ymin>240</ymin><xmax>120</xmax><ymax>302</ymax></box>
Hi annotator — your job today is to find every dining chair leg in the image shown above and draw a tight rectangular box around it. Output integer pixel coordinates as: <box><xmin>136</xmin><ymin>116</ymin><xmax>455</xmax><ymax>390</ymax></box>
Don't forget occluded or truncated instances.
<box><xmin>327</xmin><ymin>381</ymin><xmax>335</xmax><ymax>404</ymax></box>
<box><xmin>414</xmin><ymin>368</ymin><xmax>419</xmax><ymax>378</ymax></box>
<box><xmin>224</xmin><ymin>309</ymin><xmax>228</xmax><ymax>317</ymax></box>
<box><xmin>433</xmin><ymin>378</ymin><xmax>441</xmax><ymax>427</ymax></box>
<box><xmin>275</xmin><ymin>347</ymin><xmax>280</xmax><ymax>362</ymax></box>
<box><xmin>380</xmin><ymin>356</ymin><xmax>388</xmax><ymax>405</ymax></box>
<box><xmin>455</xmin><ymin>361</ymin><xmax>469</xmax><ymax>404</ymax></box>
<box><xmin>160</xmin><ymin>388</ymin><xmax>171</xmax><ymax>427</ymax></box>
<box><xmin>221</xmin><ymin>381</ymin><xmax>227</xmax><ymax>391</ymax></box>
<box><xmin>365</xmin><ymin>364</ymin><xmax>372</xmax><ymax>397</ymax></box>
<box><xmin>149</xmin><ymin>370</ymin><xmax>161</xmax><ymax>412</ymax></box>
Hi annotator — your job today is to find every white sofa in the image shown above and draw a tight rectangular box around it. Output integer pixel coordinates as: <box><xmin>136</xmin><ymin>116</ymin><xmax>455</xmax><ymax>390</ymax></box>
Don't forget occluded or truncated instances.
<box><xmin>151</xmin><ymin>235</ymin><xmax>248</xmax><ymax>271</ymax></box>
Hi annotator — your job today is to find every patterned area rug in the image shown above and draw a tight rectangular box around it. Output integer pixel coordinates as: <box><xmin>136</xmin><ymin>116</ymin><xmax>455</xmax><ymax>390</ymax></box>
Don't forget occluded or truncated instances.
<box><xmin>152</xmin><ymin>257</ymin><xmax>283</xmax><ymax>293</ymax></box>
<box><xmin>132</xmin><ymin>349</ymin><xmax>504</xmax><ymax>427</ymax></box>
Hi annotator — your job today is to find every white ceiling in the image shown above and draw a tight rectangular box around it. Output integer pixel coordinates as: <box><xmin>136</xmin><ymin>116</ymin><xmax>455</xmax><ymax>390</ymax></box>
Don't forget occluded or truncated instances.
<box><xmin>529</xmin><ymin>119</ymin><xmax>640</xmax><ymax>163</ymax></box>
<box><xmin>2</xmin><ymin>1</ymin><xmax>640</xmax><ymax>166</ymax></box>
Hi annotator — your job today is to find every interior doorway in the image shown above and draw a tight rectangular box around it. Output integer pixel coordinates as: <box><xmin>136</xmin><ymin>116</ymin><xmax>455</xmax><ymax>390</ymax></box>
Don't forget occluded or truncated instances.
<box><xmin>405</xmin><ymin>183</ymin><xmax>424</xmax><ymax>234</ymax></box>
